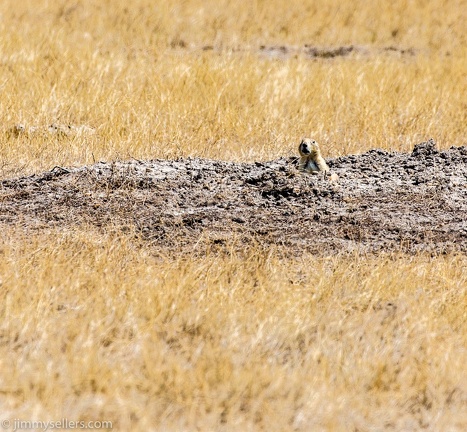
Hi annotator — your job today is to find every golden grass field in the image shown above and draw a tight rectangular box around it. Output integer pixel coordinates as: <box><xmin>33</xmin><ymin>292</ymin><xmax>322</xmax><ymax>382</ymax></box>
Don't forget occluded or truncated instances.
<box><xmin>0</xmin><ymin>0</ymin><xmax>466</xmax><ymax>430</ymax></box>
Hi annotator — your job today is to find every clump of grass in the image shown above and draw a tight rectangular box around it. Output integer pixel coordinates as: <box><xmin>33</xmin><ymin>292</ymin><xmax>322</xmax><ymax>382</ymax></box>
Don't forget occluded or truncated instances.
<box><xmin>0</xmin><ymin>228</ymin><xmax>465</xmax><ymax>430</ymax></box>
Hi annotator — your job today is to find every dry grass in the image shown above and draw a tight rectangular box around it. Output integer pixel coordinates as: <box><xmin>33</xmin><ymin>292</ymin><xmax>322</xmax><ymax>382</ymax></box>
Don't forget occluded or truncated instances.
<box><xmin>0</xmin><ymin>0</ymin><xmax>466</xmax><ymax>177</ymax></box>
<box><xmin>0</xmin><ymin>229</ymin><xmax>466</xmax><ymax>431</ymax></box>
<box><xmin>1</xmin><ymin>0</ymin><xmax>466</xmax><ymax>430</ymax></box>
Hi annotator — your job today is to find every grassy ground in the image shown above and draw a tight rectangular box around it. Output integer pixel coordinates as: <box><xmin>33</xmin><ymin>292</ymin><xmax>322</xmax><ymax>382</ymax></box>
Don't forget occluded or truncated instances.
<box><xmin>1</xmin><ymin>229</ymin><xmax>466</xmax><ymax>430</ymax></box>
<box><xmin>0</xmin><ymin>0</ymin><xmax>466</xmax><ymax>430</ymax></box>
<box><xmin>0</xmin><ymin>0</ymin><xmax>466</xmax><ymax>177</ymax></box>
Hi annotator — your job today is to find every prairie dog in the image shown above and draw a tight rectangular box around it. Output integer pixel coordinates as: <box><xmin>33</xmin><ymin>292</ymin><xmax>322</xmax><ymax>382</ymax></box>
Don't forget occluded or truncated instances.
<box><xmin>298</xmin><ymin>138</ymin><xmax>330</xmax><ymax>174</ymax></box>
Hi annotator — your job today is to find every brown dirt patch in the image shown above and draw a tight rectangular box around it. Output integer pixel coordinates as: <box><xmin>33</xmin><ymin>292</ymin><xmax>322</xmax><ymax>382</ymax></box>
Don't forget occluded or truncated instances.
<box><xmin>1</xmin><ymin>140</ymin><xmax>466</xmax><ymax>255</ymax></box>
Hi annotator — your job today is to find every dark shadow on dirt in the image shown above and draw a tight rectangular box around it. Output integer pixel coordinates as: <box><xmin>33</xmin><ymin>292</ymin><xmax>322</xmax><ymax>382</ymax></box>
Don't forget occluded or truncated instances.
<box><xmin>175</xmin><ymin>43</ymin><xmax>417</xmax><ymax>60</ymax></box>
<box><xmin>1</xmin><ymin>140</ymin><xmax>466</xmax><ymax>255</ymax></box>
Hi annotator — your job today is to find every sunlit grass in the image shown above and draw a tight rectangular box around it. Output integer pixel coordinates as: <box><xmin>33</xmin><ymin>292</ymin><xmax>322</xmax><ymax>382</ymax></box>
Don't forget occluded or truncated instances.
<box><xmin>0</xmin><ymin>0</ymin><xmax>466</xmax><ymax>177</ymax></box>
<box><xmin>0</xmin><ymin>229</ymin><xmax>466</xmax><ymax>430</ymax></box>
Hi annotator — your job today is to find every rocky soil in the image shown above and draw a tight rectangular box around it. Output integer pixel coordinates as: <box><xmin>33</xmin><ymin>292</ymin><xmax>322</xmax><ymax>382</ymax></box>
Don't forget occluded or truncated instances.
<box><xmin>1</xmin><ymin>139</ymin><xmax>466</xmax><ymax>255</ymax></box>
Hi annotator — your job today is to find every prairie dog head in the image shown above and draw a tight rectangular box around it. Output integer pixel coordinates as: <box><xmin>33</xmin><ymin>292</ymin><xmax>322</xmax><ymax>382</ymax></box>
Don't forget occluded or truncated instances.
<box><xmin>298</xmin><ymin>138</ymin><xmax>321</xmax><ymax>158</ymax></box>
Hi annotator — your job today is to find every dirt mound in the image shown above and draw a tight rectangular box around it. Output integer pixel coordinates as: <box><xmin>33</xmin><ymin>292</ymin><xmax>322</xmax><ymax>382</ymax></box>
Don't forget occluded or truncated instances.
<box><xmin>1</xmin><ymin>140</ymin><xmax>466</xmax><ymax>255</ymax></box>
